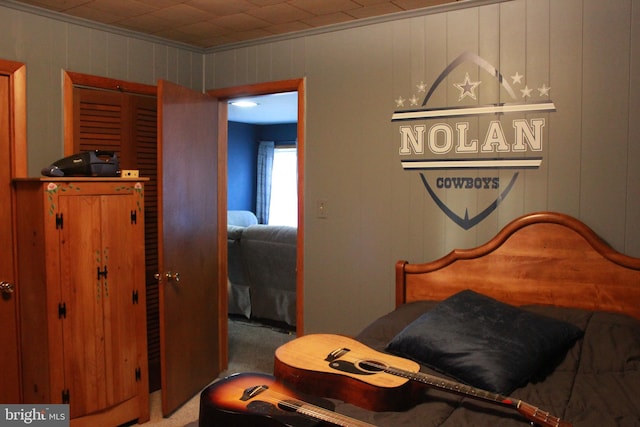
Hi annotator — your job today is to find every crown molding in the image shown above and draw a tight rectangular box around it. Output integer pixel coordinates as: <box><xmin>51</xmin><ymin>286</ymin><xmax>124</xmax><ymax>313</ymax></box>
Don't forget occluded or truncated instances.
<box><xmin>204</xmin><ymin>0</ymin><xmax>512</xmax><ymax>54</ymax></box>
<box><xmin>1</xmin><ymin>0</ymin><xmax>203</xmax><ymax>53</ymax></box>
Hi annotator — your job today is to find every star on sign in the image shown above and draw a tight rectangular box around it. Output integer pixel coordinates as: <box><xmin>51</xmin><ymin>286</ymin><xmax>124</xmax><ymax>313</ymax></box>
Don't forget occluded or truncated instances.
<box><xmin>454</xmin><ymin>72</ymin><xmax>481</xmax><ymax>101</ymax></box>
<box><xmin>395</xmin><ymin>96</ymin><xmax>406</xmax><ymax>107</ymax></box>
<box><xmin>511</xmin><ymin>72</ymin><xmax>524</xmax><ymax>85</ymax></box>
<box><xmin>409</xmin><ymin>95</ymin><xmax>419</xmax><ymax>106</ymax></box>
<box><xmin>538</xmin><ymin>84</ymin><xmax>551</xmax><ymax>96</ymax></box>
<box><xmin>520</xmin><ymin>86</ymin><xmax>533</xmax><ymax>98</ymax></box>
<box><xmin>416</xmin><ymin>81</ymin><xmax>427</xmax><ymax>92</ymax></box>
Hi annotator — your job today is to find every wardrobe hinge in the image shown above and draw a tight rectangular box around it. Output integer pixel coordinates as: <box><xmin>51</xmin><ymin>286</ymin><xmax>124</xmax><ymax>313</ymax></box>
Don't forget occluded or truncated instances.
<box><xmin>55</xmin><ymin>213</ymin><xmax>64</xmax><ymax>229</ymax></box>
<box><xmin>130</xmin><ymin>210</ymin><xmax>137</xmax><ymax>224</ymax></box>
<box><xmin>132</xmin><ymin>290</ymin><xmax>139</xmax><ymax>304</ymax></box>
<box><xmin>135</xmin><ymin>367</ymin><xmax>141</xmax><ymax>382</ymax></box>
<box><xmin>58</xmin><ymin>302</ymin><xmax>66</xmax><ymax>319</ymax></box>
<box><xmin>61</xmin><ymin>389</ymin><xmax>70</xmax><ymax>404</ymax></box>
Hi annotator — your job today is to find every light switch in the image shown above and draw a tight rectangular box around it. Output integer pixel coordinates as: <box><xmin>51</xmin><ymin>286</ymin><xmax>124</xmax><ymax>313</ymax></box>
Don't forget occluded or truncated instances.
<box><xmin>317</xmin><ymin>200</ymin><xmax>328</xmax><ymax>218</ymax></box>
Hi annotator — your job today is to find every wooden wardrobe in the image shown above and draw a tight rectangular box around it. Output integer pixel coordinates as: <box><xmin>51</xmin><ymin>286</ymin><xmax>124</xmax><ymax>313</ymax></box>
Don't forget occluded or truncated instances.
<box><xmin>14</xmin><ymin>178</ymin><xmax>149</xmax><ymax>426</ymax></box>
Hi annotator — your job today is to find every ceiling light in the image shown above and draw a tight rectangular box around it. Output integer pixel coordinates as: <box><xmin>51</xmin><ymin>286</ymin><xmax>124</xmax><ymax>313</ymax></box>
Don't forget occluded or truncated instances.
<box><xmin>230</xmin><ymin>100</ymin><xmax>258</xmax><ymax>107</ymax></box>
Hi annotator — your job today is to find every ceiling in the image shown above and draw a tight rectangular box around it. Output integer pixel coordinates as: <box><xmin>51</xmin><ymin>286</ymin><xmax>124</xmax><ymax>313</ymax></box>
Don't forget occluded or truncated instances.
<box><xmin>11</xmin><ymin>0</ymin><xmax>460</xmax><ymax>49</ymax></box>
<box><xmin>228</xmin><ymin>91</ymin><xmax>298</xmax><ymax>124</ymax></box>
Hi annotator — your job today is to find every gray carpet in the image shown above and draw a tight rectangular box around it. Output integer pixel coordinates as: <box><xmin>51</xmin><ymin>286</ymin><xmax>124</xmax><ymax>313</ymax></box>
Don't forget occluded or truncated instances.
<box><xmin>181</xmin><ymin>317</ymin><xmax>296</xmax><ymax>427</ymax></box>
<box><xmin>222</xmin><ymin>316</ymin><xmax>296</xmax><ymax>377</ymax></box>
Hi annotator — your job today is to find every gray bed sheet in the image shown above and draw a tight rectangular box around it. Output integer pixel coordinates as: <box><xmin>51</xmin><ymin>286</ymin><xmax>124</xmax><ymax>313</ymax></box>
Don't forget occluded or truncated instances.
<box><xmin>327</xmin><ymin>301</ymin><xmax>640</xmax><ymax>427</ymax></box>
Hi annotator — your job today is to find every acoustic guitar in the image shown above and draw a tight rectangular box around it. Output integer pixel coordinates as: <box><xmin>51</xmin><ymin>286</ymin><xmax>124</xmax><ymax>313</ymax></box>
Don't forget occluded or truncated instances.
<box><xmin>274</xmin><ymin>334</ymin><xmax>572</xmax><ymax>427</ymax></box>
<box><xmin>198</xmin><ymin>372</ymin><xmax>377</xmax><ymax>427</ymax></box>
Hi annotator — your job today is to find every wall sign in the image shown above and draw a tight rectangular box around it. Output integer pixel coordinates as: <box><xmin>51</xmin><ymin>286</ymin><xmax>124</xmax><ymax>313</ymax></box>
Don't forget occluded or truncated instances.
<box><xmin>392</xmin><ymin>51</ymin><xmax>555</xmax><ymax>229</ymax></box>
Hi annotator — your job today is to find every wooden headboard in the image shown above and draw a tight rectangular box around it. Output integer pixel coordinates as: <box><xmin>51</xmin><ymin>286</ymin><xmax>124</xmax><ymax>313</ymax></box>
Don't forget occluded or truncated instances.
<box><xmin>395</xmin><ymin>212</ymin><xmax>640</xmax><ymax>320</ymax></box>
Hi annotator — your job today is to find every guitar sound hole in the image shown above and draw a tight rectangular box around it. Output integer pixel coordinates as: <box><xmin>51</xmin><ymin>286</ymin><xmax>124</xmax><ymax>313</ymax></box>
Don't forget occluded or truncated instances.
<box><xmin>357</xmin><ymin>360</ymin><xmax>385</xmax><ymax>373</ymax></box>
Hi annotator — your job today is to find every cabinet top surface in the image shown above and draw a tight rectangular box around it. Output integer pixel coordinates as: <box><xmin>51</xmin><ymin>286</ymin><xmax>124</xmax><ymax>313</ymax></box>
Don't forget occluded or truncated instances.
<box><xmin>14</xmin><ymin>177</ymin><xmax>149</xmax><ymax>182</ymax></box>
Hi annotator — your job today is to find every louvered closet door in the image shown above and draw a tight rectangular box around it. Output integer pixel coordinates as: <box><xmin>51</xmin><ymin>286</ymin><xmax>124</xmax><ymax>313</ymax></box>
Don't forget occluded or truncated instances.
<box><xmin>73</xmin><ymin>87</ymin><xmax>133</xmax><ymax>167</ymax></box>
<box><xmin>131</xmin><ymin>95</ymin><xmax>161</xmax><ymax>391</ymax></box>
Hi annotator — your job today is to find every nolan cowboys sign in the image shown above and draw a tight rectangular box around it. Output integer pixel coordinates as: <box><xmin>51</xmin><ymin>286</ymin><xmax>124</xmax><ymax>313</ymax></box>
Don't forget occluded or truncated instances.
<box><xmin>392</xmin><ymin>51</ymin><xmax>555</xmax><ymax>229</ymax></box>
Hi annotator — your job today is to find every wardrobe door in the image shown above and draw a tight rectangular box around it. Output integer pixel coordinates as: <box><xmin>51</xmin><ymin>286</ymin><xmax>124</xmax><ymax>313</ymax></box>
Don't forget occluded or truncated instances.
<box><xmin>99</xmin><ymin>192</ymin><xmax>145</xmax><ymax>407</ymax></box>
<box><xmin>59</xmin><ymin>193</ymin><xmax>105</xmax><ymax>418</ymax></box>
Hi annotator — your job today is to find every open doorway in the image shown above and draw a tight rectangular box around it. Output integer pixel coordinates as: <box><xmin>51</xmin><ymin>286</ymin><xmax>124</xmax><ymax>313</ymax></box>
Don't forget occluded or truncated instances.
<box><xmin>226</xmin><ymin>91</ymin><xmax>299</xmax><ymax>331</ymax></box>
<box><xmin>207</xmin><ymin>79</ymin><xmax>305</xmax><ymax>372</ymax></box>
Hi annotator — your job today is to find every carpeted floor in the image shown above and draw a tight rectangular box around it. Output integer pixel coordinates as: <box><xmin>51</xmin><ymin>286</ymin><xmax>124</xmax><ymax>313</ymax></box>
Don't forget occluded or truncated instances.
<box><xmin>136</xmin><ymin>317</ymin><xmax>296</xmax><ymax>427</ymax></box>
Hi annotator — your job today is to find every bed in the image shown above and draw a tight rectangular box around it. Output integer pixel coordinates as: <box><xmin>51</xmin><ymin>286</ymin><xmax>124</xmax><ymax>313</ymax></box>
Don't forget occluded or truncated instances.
<box><xmin>227</xmin><ymin>210</ymin><xmax>298</xmax><ymax>326</ymax></box>
<box><xmin>273</xmin><ymin>212</ymin><xmax>640</xmax><ymax>427</ymax></box>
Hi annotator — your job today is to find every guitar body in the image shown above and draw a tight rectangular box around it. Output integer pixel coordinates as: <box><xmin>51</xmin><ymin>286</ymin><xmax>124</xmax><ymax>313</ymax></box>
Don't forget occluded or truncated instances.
<box><xmin>274</xmin><ymin>334</ymin><xmax>424</xmax><ymax>411</ymax></box>
<box><xmin>199</xmin><ymin>372</ymin><xmax>334</xmax><ymax>427</ymax></box>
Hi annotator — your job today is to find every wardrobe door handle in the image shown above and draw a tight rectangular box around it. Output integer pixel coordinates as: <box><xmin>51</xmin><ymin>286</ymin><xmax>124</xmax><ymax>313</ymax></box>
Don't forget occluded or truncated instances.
<box><xmin>0</xmin><ymin>281</ymin><xmax>15</xmax><ymax>294</ymax></box>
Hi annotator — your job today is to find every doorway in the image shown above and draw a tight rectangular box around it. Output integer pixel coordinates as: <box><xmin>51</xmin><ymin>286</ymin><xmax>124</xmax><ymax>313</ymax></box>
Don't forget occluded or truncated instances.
<box><xmin>207</xmin><ymin>78</ymin><xmax>305</xmax><ymax>369</ymax></box>
<box><xmin>227</xmin><ymin>92</ymin><xmax>298</xmax><ymax>327</ymax></box>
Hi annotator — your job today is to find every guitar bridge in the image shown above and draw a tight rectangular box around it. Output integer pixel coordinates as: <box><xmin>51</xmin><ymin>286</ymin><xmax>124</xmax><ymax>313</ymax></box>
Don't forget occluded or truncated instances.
<box><xmin>241</xmin><ymin>385</ymin><xmax>268</xmax><ymax>401</ymax></box>
<box><xmin>325</xmin><ymin>347</ymin><xmax>350</xmax><ymax>362</ymax></box>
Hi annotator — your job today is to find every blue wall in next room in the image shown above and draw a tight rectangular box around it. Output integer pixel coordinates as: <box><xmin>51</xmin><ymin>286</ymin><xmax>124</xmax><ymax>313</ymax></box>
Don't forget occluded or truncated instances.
<box><xmin>228</xmin><ymin>122</ymin><xmax>258</xmax><ymax>212</ymax></box>
<box><xmin>228</xmin><ymin>122</ymin><xmax>297</xmax><ymax>213</ymax></box>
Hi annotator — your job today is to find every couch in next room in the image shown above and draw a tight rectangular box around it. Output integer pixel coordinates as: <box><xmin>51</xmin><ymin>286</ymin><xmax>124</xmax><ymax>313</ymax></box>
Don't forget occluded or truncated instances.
<box><xmin>227</xmin><ymin>210</ymin><xmax>297</xmax><ymax>327</ymax></box>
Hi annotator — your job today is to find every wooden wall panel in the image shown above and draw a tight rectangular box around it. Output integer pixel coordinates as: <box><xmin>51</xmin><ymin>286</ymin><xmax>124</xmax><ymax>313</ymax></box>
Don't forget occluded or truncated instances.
<box><xmin>444</xmin><ymin>8</ymin><xmax>481</xmax><ymax>251</ymax></box>
<box><xmin>474</xmin><ymin>4</ymin><xmax>502</xmax><ymax>246</ymax></box>
<box><xmin>419</xmin><ymin>14</ymin><xmax>449</xmax><ymax>262</ymax></box>
<box><xmin>350</xmin><ymin>25</ymin><xmax>397</xmax><ymax>320</ymax></box>
<box><xmin>628</xmin><ymin>2</ymin><xmax>640</xmax><ymax>256</ymax></box>
<box><xmin>580</xmin><ymin>0</ymin><xmax>631</xmax><ymax>248</ymax></box>
<box><xmin>548</xmin><ymin>0</ymin><xmax>583</xmax><ymax>217</ymax></box>
<box><xmin>523</xmin><ymin>0</ymin><xmax>550</xmax><ymax>214</ymax></box>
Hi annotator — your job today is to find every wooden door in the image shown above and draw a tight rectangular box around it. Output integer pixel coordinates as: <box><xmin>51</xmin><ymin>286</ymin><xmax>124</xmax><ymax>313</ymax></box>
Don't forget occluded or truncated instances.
<box><xmin>157</xmin><ymin>80</ymin><xmax>221</xmax><ymax>415</ymax></box>
<box><xmin>0</xmin><ymin>63</ymin><xmax>24</xmax><ymax>404</ymax></box>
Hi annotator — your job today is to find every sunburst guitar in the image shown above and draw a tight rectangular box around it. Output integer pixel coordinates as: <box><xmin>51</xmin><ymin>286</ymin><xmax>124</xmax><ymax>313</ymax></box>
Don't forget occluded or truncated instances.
<box><xmin>198</xmin><ymin>372</ymin><xmax>377</xmax><ymax>427</ymax></box>
<box><xmin>274</xmin><ymin>334</ymin><xmax>572</xmax><ymax>427</ymax></box>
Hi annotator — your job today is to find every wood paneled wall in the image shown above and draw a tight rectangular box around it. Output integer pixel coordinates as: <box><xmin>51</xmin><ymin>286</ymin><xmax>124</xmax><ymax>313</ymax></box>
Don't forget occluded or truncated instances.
<box><xmin>205</xmin><ymin>0</ymin><xmax>640</xmax><ymax>335</ymax></box>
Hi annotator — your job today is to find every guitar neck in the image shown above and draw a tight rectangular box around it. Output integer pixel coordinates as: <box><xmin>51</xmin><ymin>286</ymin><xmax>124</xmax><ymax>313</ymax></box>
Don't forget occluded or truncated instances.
<box><xmin>385</xmin><ymin>366</ymin><xmax>571</xmax><ymax>427</ymax></box>
<box><xmin>292</xmin><ymin>402</ymin><xmax>377</xmax><ymax>427</ymax></box>
<box><xmin>385</xmin><ymin>365</ymin><xmax>508</xmax><ymax>405</ymax></box>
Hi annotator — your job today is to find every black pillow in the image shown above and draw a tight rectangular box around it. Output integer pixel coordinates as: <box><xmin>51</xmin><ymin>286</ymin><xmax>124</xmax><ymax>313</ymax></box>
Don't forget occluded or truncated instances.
<box><xmin>386</xmin><ymin>290</ymin><xmax>583</xmax><ymax>394</ymax></box>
